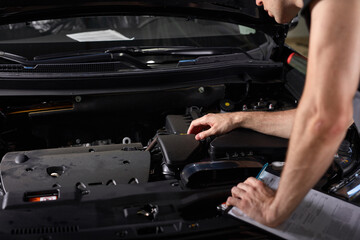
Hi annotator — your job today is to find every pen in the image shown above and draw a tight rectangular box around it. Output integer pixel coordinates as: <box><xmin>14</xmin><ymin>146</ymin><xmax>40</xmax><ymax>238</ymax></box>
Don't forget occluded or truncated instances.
<box><xmin>256</xmin><ymin>162</ymin><xmax>269</xmax><ymax>180</ymax></box>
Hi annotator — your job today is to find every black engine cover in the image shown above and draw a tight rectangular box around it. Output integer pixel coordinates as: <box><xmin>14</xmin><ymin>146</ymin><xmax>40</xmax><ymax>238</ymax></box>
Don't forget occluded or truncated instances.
<box><xmin>0</xmin><ymin>143</ymin><xmax>150</xmax><ymax>208</ymax></box>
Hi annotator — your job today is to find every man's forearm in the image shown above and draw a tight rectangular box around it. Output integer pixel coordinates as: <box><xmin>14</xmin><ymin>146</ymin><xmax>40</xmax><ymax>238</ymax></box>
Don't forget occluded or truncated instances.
<box><xmin>187</xmin><ymin>109</ymin><xmax>296</xmax><ymax>140</ymax></box>
<box><xmin>232</xmin><ymin>109</ymin><xmax>296</xmax><ymax>139</ymax></box>
<box><xmin>268</xmin><ymin>105</ymin><xmax>350</xmax><ymax>225</ymax></box>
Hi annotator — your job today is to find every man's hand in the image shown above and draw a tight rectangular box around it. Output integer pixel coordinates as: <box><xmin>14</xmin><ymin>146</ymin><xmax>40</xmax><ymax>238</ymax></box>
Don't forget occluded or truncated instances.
<box><xmin>226</xmin><ymin>177</ymin><xmax>279</xmax><ymax>227</ymax></box>
<box><xmin>187</xmin><ymin>113</ymin><xmax>238</xmax><ymax>140</ymax></box>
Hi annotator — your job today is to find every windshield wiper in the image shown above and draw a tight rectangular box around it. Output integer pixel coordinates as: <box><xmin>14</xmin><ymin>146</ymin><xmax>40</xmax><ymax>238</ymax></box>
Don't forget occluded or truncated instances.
<box><xmin>0</xmin><ymin>51</ymin><xmax>150</xmax><ymax>69</ymax></box>
<box><xmin>34</xmin><ymin>46</ymin><xmax>252</xmax><ymax>59</ymax></box>
<box><xmin>106</xmin><ymin>46</ymin><xmax>254</xmax><ymax>59</ymax></box>
<box><xmin>0</xmin><ymin>46</ymin><xmax>252</xmax><ymax>70</ymax></box>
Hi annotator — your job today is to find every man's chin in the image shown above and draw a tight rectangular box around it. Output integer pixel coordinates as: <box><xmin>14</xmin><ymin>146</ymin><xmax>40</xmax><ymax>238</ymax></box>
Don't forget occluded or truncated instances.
<box><xmin>274</xmin><ymin>15</ymin><xmax>292</xmax><ymax>24</ymax></box>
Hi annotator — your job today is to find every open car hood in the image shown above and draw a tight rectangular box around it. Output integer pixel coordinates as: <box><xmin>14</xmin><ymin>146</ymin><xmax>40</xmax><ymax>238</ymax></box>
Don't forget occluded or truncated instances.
<box><xmin>0</xmin><ymin>0</ymin><xmax>289</xmax><ymax>42</ymax></box>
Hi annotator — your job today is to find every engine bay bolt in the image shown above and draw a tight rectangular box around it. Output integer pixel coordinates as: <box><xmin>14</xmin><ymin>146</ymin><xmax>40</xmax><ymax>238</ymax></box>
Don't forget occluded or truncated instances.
<box><xmin>106</xmin><ymin>180</ymin><xmax>117</xmax><ymax>186</ymax></box>
<box><xmin>75</xmin><ymin>96</ymin><xmax>82</xmax><ymax>103</ymax></box>
<box><xmin>128</xmin><ymin>178</ymin><xmax>139</xmax><ymax>184</ymax></box>
<box><xmin>198</xmin><ymin>87</ymin><xmax>205</xmax><ymax>94</ymax></box>
<box><xmin>50</xmin><ymin>172</ymin><xmax>60</xmax><ymax>178</ymax></box>
<box><xmin>76</xmin><ymin>182</ymin><xmax>90</xmax><ymax>195</ymax></box>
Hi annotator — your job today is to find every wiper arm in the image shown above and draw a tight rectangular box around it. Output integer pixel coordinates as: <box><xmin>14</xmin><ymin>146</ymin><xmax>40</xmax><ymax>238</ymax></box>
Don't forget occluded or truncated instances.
<box><xmin>0</xmin><ymin>51</ymin><xmax>150</xmax><ymax>69</ymax></box>
<box><xmin>107</xmin><ymin>46</ymin><xmax>254</xmax><ymax>58</ymax></box>
<box><xmin>0</xmin><ymin>51</ymin><xmax>29</xmax><ymax>65</ymax></box>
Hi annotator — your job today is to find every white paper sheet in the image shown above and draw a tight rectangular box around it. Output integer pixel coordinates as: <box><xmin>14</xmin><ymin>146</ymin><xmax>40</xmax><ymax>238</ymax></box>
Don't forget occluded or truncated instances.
<box><xmin>228</xmin><ymin>171</ymin><xmax>360</xmax><ymax>240</ymax></box>
<box><xmin>67</xmin><ymin>30</ymin><xmax>134</xmax><ymax>42</ymax></box>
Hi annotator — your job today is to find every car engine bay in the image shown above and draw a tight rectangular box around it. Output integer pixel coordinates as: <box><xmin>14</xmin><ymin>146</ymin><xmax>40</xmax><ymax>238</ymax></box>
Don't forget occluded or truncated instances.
<box><xmin>0</xmin><ymin>81</ymin><xmax>359</xmax><ymax>201</ymax></box>
<box><xmin>0</xmin><ymin>81</ymin><xmax>359</xmax><ymax>239</ymax></box>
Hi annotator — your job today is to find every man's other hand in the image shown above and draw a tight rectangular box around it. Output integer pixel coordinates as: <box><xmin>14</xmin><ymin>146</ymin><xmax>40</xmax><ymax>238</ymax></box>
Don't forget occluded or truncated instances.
<box><xmin>187</xmin><ymin>113</ymin><xmax>237</xmax><ymax>140</ymax></box>
<box><xmin>226</xmin><ymin>177</ymin><xmax>279</xmax><ymax>227</ymax></box>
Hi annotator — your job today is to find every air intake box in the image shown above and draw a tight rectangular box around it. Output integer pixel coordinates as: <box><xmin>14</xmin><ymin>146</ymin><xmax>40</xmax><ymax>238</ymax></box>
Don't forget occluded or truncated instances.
<box><xmin>158</xmin><ymin>134</ymin><xmax>201</xmax><ymax>171</ymax></box>
<box><xmin>209</xmin><ymin>128</ymin><xmax>288</xmax><ymax>162</ymax></box>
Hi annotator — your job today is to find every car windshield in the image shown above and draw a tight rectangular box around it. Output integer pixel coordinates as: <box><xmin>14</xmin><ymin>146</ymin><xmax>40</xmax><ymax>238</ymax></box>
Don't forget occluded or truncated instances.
<box><xmin>0</xmin><ymin>16</ymin><xmax>270</xmax><ymax>59</ymax></box>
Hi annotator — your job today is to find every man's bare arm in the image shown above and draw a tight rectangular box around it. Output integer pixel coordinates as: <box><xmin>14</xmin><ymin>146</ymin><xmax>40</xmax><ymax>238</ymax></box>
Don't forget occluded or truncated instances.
<box><xmin>227</xmin><ymin>0</ymin><xmax>360</xmax><ymax>226</ymax></box>
<box><xmin>187</xmin><ymin>109</ymin><xmax>296</xmax><ymax>140</ymax></box>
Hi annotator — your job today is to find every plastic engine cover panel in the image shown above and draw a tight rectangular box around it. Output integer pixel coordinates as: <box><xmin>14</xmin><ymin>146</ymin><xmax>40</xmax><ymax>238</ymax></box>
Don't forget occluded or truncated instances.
<box><xmin>0</xmin><ymin>143</ymin><xmax>150</xmax><ymax>194</ymax></box>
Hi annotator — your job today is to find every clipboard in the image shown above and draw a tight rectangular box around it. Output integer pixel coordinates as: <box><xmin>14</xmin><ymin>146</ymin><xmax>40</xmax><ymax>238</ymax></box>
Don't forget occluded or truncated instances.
<box><xmin>227</xmin><ymin>171</ymin><xmax>360</xmax><ymax>240</ymax></box>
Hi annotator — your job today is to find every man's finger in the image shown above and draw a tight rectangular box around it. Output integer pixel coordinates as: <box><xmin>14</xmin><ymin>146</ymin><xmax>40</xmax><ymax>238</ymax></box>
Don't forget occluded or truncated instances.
<box><xmin>188</xmin><ymin>123</ymin><xmax>204</xmax><ymax>135</ymax></box>
<box><xmin>244</xmin><ymin>177</ymin><xmax>262</xmax><ymax>186</ymax></box>
<box><xmin>231</xmin><ymin>186</ymin><xmax>246</xmax><ymax>198</ymax></box>
<box><xmin>195</xmin><ymin>128</ymin><xmax>215</xmax><ymax>140</ymax></box>
<box><xmin>187</xmin><ymin>122</ymin><xmax>198</xmax><ymax>134</ymax></box>
<box><xmin>187</xmin><ymin>118</ymin><xmax>208</xmax><ymax>134</ymax></box>
<box><xmin>236</xmin><ymin>182</ymin><xmax>254</xmax><ymax>193</ymax></box>
<box><xmin>195</xmin><ymin>131</ymin><xmax>207</xmax><ymax>140</ymax></box>
<box><xmin>226</xmin><ymin>196</ymin><xmax>241</xmax><ymax>207</ymax></box>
